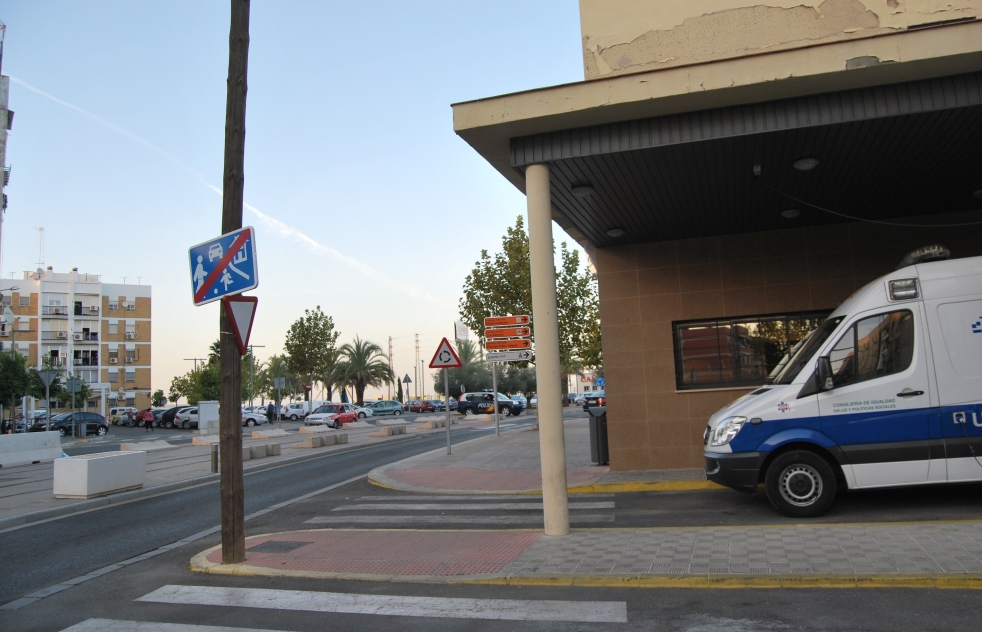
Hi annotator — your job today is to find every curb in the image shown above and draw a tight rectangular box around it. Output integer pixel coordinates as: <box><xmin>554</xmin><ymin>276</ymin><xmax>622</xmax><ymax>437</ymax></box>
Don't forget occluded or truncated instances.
<box><xmin>0</xmin><ymin>434</ymin><xmax>419</xmax><ymax>532</ymax></box>
<box><xmin>190</xmin><ymin>544</ymin><xmax>982</xmax><ymax>589</ymax></box>
<box><xmin>367</xmin><ymin>468</ymin><xmax>722</xmax><ymax>495</ymax></box>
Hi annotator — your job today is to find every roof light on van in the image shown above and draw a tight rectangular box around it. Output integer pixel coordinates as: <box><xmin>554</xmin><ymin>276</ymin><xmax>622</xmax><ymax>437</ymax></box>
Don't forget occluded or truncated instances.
<box><xmin>889</xmin><ymin>279</ymin><xmax>919</xmax><ymax>301</ymax></box>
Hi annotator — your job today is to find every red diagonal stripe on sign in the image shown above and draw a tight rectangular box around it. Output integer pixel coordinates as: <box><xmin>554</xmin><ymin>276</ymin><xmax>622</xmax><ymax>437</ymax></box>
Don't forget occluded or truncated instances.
<box><xmin>194</xmin><ymin>229</ymin><xmax>252</xmax><ymax>304</ymax></box>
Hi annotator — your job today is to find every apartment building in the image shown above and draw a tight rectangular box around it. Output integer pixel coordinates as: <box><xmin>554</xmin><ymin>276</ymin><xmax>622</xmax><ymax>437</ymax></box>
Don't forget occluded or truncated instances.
<box><xmin>0</xmin><ymin>267</ymin><xmax>151</xmax><ymax>414</ymax></box>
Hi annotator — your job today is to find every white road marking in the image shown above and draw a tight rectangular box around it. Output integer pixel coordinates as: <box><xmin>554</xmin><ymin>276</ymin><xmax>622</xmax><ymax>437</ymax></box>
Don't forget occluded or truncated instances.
<box><xmin>137</xmin><ymin>585</ymin><xmax>628</xmax><ymax>623</ymax></box>
<box><xmin>59</xmin><ymin>619</ymin><xmax>283</xmax><ymax>632</ymax></box>
<box><xmin>332</xmin><ymin>502</ymin><xmax>615</xmax><ymax>511</ymax></box>
<box><xmin>305</xmin><ymin>513</ymin><xmax>614</xmax><ymax>524</ymax></box>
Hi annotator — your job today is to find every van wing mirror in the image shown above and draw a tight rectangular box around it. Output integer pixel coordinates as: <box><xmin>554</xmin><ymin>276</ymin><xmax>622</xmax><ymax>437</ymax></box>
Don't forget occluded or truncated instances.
<box><xmin>816</xmin><ymin>356</ymin><xmax>834</xmax><ymax>392</ymax></box>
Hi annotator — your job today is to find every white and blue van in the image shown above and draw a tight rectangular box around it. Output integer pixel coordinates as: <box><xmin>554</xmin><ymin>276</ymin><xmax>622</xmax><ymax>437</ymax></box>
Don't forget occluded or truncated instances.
<box><xmin>704</xmin><ymin>248</ymin><xmax>982</xmax><ymax>516</ymax></box>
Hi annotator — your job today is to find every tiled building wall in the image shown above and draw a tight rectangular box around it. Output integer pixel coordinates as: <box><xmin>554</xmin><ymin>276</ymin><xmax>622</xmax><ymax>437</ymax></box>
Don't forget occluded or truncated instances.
<box><xmin>595</xmin><ymin>211</ymin><xmax>982</xmax><ymax>471</ymax></box>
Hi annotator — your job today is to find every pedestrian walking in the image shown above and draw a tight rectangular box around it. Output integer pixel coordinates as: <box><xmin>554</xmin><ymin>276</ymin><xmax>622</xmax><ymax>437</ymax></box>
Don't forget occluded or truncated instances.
<box><xmin>266</xmin><ymin>401</ymin><xmax>275</xmax><ymax>424</ymax></box>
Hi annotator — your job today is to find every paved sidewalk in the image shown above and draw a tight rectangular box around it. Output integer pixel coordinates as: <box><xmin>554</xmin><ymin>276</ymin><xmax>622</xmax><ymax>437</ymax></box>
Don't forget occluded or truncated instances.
<box><xmin>369</xmin><ymin>417</ymin><xmax>714</xmax><ymax>495</ymax></box>
<box><xmin>191</xmin><ymin>521</ymin><xmax>982</xmax><ymax>588</ymax></box>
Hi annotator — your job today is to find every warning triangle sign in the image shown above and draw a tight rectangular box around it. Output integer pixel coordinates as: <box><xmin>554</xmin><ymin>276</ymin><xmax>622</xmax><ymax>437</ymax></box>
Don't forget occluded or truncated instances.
<box><xmin>222</xmin><ymin>295</ymin><xmax>258</xmax><ymax>355</ymax></box>
<box><xmin>429</xmin><ymin>337</ymin><xmax>462</xmax><ymax>369</ymax></box>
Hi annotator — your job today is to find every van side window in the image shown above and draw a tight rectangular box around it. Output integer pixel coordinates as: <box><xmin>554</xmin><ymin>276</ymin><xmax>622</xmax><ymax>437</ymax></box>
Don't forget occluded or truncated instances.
<box><xmin>828</xmin><ymin>310</ymin><xmax>914</xmax><ymax>388</ymax></box>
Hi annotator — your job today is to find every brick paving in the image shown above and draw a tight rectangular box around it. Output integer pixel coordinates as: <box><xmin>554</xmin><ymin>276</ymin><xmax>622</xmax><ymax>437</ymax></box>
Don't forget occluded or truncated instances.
<box><xmin>383</xmin><ymin>467</ymin><xmax>608</xmax><ymax>492</ymax></box>
<box><xmin>206</xmin><ymin>530</ymin><xmax>542</xmax><ymax>576</ymax></box>
<box><xmin>203</xmin><ymin>522</ymin><xmax>982</xmax><ymax>580</ymax></box>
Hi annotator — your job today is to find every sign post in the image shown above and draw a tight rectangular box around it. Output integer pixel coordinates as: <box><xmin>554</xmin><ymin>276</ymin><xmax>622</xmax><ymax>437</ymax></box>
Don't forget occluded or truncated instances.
<box><xmin>484</xmin><ymin>315</ymin><xmax>532</xmax><ymax>437</ymax></box>
<box><xmin>429</xmin><ymin>338</ymin><xmax>462</xmax><ymax>454</ymax></box>
<box><xmin>37</xmin><ymin>370</ymin><xmax>56</xmax><ymax>430</ymax></box>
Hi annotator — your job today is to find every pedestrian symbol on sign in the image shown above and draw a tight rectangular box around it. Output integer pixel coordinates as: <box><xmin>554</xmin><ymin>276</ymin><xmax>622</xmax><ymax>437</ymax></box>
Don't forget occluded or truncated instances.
<box><xmin>188</xmin><ymin>226</ymin><xmax>259</xmax><ymax>306</ymax></box>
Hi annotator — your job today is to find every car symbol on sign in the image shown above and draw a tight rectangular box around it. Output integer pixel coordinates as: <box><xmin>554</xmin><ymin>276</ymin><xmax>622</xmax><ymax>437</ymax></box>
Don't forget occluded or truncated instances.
<box><xmin>208</xmin><ymin>243</ymin><xmax>224</xmax><ymax>262</ymax></box>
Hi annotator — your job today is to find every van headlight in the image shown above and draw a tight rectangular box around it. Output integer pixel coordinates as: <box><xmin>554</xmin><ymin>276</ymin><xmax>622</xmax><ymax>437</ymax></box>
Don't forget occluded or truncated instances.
<box><xmin>711</xmin><ymin>416</ymin><xmax>748</xmax><ymax>447</ymax></box>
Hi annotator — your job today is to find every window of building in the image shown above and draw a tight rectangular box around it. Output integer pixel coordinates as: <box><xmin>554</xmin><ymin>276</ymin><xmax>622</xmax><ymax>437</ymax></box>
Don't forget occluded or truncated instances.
<box><xmin>19</xmin><ymin>295</ymin><xmax>29</xmax><ymax>306</ymax></box>
<box><xmin>109</xmin><ymin>302</ymin><xmax>118</xmax><ymax>311</ymax></box>
<box><xmin>125</xmin><ymin>370</ymin><xmax>135</xmax><ymax>383</ymax></box>
<box><xmin>125</xmin><ymin>322</ymin><xmax>136</xmax><ymax>339</ymax></box>
<box><xmin>108</xmin><ymin>322</ymin><xmax>118</xmax><ymax>335</ymax></box>
<box><xmin>109</xmin><ymin>369</ymin><xmax>119</xmax><ymax>383</ymax></box>
<box><xmin>18</xmin><ymin>317</ymin><xmax>28</xmax><ymax>331</ymax></box>
<box><xmin>108</xmin><ymin>349</ymin><xmax>119</xmax><ymax>363</ymax></box>
<box><xmin>126</xmin><ymin>396</ymin><xmax>135</xmax><ymax>406</ymax></box>
<box><xmin>124</xmin><ymin>302</ymin><xmax>135</xmax><ymax>311</ymax></box>
<box><xmin>0</xmin><ymin>295</ymin><xmax>10</xmax><ymax>306</ymax></box>
<box><xmin>673</xmin><ymin>311</ymin><xmax>830</xmax><ymax>391</ymax></box>
<box><xmin>125</xmin><ymin>349</ymin><xmax>135</xmax><ymax>363</ymax></box>
<box><xmin>829</xmin><ymin>310</ymin><xmax>914</xmax><ymax>388</ymax></box>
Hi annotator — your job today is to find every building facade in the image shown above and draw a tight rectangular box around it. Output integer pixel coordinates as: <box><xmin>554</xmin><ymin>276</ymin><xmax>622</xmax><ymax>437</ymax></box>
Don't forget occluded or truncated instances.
<box><xmin>454</xmin><ymin>1</ymin><xmax>982</xmax><ymax>470</ymax></box>
<box><xmin>0</xmin><ymin>268</ymin><xmax>152</xmax><ymax>414</ymax></box>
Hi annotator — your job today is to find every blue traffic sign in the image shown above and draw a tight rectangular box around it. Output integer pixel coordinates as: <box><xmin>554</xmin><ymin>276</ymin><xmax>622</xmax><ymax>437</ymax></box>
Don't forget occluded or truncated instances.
<box><xmin>188</xmin><ymin>226</ymin><xmax>258</xmax><ymax>306</ymax></box>
<box><xmin>596</xmin><ymin>377</ymin><xmax>605</xmax><ymax>388</ymax></box>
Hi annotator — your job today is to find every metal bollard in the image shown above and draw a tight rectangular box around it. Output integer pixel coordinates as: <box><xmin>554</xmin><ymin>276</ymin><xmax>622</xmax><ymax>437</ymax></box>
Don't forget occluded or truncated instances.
<box><xmin>211</xmin><ymin>444</ymin><xmax>218</xmax><ymax>473</ymax></box>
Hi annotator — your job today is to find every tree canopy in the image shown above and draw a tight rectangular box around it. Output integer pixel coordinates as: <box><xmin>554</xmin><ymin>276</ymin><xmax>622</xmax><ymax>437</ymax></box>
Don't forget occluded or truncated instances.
<box><xmin>334</xmin><ymin>337</ymin><xmax>394</xmax><ymax>406</ymax></box>
<box><xmin>284</xmin><ymin>306</ymin><xmax>340</xmax><ymax>394</ymax></box>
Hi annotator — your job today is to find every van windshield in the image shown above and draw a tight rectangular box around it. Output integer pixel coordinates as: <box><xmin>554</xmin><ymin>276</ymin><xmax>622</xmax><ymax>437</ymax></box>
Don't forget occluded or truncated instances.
<box><xmin>771</xmin><ymin>316</ymin><xmax>844</xmax><ymax>384</ymax></box>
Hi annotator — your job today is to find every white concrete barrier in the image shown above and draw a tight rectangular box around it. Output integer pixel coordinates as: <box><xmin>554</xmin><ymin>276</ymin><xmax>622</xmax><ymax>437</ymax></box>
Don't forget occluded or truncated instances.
<box><xmin>298</xmin><ymin>426</ymin><xmax>333</xmax><ymax>434</ymax></box>
<box><xmin>251</xmin><ymin>429</ymin><xmax>291</xmax><ymax>439</ymax></box>
<box><xmin>120</xmin><ymin>440</ymin><xmax>178</xmax><ymax>453</ymax></box>
<box><xmin>53</xmin><ymin>451</ymin><xmax>147</xmax><ymax>499</ymax></box>
<box><xmin>0</xmin><ymin>432</ymin><xmax>63</xmax><ymax>467</ymax></box>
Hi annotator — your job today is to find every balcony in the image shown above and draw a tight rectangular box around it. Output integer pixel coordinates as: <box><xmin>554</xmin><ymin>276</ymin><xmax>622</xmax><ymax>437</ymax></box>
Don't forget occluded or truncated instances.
<box><xmin>73</xmin><ymin>333</ymin><xmax>99</xmax><ymax>343</ymax></box>
<box><xmin>74</xmin><ymin>307</ymin><xmax>100</xmax><ymax>319</ymax></box>
<box><xmin>72</xmin><ymin>358</ymin><xmax>99</xmax><ymax>367</ymax></box>
<box><xmin>42</xmin><ymin>306</ymin><xmax>68</xmax><ymax>318</ymax></box>
<box><xmin>42</xmin><ymin>331</ymin><xmax>70</xmax><ymax>341</ymax></box>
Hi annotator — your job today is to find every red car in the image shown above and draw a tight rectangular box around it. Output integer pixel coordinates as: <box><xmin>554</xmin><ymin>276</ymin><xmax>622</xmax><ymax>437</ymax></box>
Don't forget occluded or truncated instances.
<box><xmin>408</xmin><ymin>400</ymin><xmax>436</xmax><ymax>413</ymax></box>
<box><xmin>134</xmin><ymin>409</ymin><xmax>155</xmax><ymax>427</ymax></box>
<box><xmin>304</xmin><ymin>403</ymin><xmax>359</xmax><ymax>428</ymax></box>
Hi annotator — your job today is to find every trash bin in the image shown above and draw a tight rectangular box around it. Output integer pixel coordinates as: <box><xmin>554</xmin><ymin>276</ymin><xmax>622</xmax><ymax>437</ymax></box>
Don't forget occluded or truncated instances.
<box><xmin>588</xmin><ymin>406</ymin><xmax>609</xmax><ymax>466</ymax></box>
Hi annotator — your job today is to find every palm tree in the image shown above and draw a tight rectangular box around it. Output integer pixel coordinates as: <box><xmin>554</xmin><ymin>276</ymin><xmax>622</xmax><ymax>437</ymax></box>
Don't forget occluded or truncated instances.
<box><xmin>334</xmin><ymin>337</ymin><xmax>394</xmax><ymax>406</ymax></box>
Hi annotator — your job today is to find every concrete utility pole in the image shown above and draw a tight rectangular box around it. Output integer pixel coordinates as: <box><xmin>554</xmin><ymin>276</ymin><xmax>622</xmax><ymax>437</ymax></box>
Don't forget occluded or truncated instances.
<box><xmin>387</xmin><ymin>336</ymin><xmax>393</xmax><ymax>399</ymax></box>
<box><xmin>525</xmin><ymin>163</ymin><xmax>570</xmax><ymax>537</ymax></box>
<box><xmin>414</xmin><ymin>334</ymin><xmax>419</xmax><ymax>400</ymax></box>
<box><xmin>218</xmin><ymin>0</ymin><xmax>250</xmax><ymax>565</ymax></box>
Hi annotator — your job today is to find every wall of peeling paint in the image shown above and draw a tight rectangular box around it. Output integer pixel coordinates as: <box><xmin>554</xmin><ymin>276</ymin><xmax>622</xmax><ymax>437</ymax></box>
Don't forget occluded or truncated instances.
<box><xmin>580</xmin><ymin>0</ymin><xmax>981</xmax><ymax>79</ymax></box>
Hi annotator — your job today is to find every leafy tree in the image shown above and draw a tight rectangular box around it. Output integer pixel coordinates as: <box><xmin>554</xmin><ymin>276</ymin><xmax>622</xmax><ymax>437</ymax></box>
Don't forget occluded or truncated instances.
<box><xmin>284</xmin><ymin>307</ymin><xmax>340</xmax><ymax>399</ymax></box>
<box><xmin>169</xmin><ymin>364</ymin><xmax>221</xmax><ymax>405</ymax></box>
<box><xmin>0</xmin><ymin>352</ymin><xmax>30</xmax><ymax>417</ymax></box>
<box><xmin>152</xmin><ymin>389</ymin><xmax>167</xmax><ymax>407</ymax></box>
<box><xmin>264</xmin><ymin>354</ymin><xmax>302</xmax><ymax>402</ymax></box>
<box><xmin>208</xmin><ymin>340</ymin><xmax>221</xmax><ymax>366</ymax></box>
<box><xmin>334</xmin><ymin>337</ymin><xmax>394</xmax><ymax>406</ymax></box>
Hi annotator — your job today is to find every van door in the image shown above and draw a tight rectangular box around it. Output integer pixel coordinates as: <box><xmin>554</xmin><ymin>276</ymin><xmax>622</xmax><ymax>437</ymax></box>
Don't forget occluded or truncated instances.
<box><xmin>927</xmin><ymin>298</ymin><xmax>982</xmax><ymax>481</ymax></box>
<box><xmin>817</xmin><ymin>306</ymin><xmax>935</xmax><ymax>488</ymax></box>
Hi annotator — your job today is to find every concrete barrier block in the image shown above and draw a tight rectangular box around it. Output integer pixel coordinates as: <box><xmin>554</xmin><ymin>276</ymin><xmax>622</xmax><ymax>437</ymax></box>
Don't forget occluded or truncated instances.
<box><xmin>54</xmin><ymin>451</ymin><xmax>146</xmax><ymax>499</ymax></box>
<box><xmin>251</xmin><ymin>429</ymin><xmax>291</xmax><ymax>439</ymax></box>
<box><xmin>338</xmin><ymin>433</ymin><xmax>348</xmax><ymax>444</ymax></box>
<box><xmin>368</xmin><ymin>427</ymin><xmax>390</xmax><ymax>437</ymax></box>
<box><xmin>120</xmin><ymin>441</ymin><xmax>178</xmax><ymax>453</ymax></box>
<box><xmin>193</xmin><ymin>436</ymin><xmax>220</xmax><ymax>446</ymax></box>
<box><xmin>250</xmin><ymin>446</ymin><xmax>267</xmax><ymax>460</ymax></box>
<box><xmin>299</xmin><ymin>426</ymin><xmax>332</xmax><ymax>435</ymax></box>
<box><xmin>242</xmin><ymin>447</ymin><xmax>252</xmax><ymax>462</ymax></box>
<box><xmin>267</xmin><ymin>443</ymin><xmax>281</xmax><ymax>456</ymax></box>
<box><xmin>0</xmin><ymin>432</ymin><xmax>63</xmax><ymax>467</ymax></box>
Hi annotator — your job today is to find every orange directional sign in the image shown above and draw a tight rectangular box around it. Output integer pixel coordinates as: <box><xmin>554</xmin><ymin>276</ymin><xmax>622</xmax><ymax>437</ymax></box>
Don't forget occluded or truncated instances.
<box><xmin>485</xmin><ymin>326</ymin><xmax>531</xmax><ymax>339</ymax></box>
<box><xmin>486</xmin><ymin>338</ymin><xmax>532</xmax><ymax>351</ymax></box>
<box><xmin>485</xmin><ymin>315</ymin><xmax>530</xmax><ymax>327</ymax></box>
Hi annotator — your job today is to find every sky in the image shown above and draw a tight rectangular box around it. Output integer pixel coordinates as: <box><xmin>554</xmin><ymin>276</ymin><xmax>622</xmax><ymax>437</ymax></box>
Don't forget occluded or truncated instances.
<box><xmin>0</xmin><ymin>1</ymin><xmax>585</xmax><ymax>401</ymax></box>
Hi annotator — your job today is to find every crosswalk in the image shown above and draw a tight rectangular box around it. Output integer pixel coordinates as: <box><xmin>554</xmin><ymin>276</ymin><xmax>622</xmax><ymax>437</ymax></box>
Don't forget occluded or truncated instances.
<box><xmin>304</xmin><ymin>493</ymin><xmax>616</xmax><ymax>526</ymax></box>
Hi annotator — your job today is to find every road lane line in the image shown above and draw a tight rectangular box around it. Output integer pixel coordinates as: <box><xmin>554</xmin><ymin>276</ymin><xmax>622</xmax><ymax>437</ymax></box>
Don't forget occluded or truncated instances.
<box><xmin>136</xmin><ymin>585</ymin><xmax>628</xmax><ymax>623</ymax></box>
<box><xmin>59</xmin><ymin>619</ymin><xmax>284</xmax><ymax>632</ymax></box>
<box><xmin>356</xmin><ymin>493</ymin><xmax>614</xmax><ymax>500</ymax></box>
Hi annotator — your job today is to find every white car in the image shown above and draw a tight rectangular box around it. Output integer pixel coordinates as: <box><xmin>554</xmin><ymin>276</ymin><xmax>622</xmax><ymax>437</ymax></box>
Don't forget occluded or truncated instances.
<box><xmin>348</xmin><ymin>404</ymin><xmax>373</xmax><ymax>418</ymax></box>
<box><xmin>284</xmin><ymin>402</ymin><xmax>309</xmax><ymax>420</ymax></box>
<box><xmin>176</xmin><ymin>407</ymin><xmax>198</xmax><ymax>429</ymax></box>
<box><xmin>241</xmin><ymin>409</ymin><xmax>267</xmax><ymax>427</ymax></box>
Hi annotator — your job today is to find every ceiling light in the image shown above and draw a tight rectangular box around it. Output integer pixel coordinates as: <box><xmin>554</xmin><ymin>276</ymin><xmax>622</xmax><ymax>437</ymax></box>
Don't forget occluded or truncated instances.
<box><xmin>793</xmin><ymin>158</ymin><xmax>820</xmax><ymax>171</ymax></box>
<box><xmin>606</xmin><ymin>228</ymin><xmax>626</xmax><ymax>237</ymax></box>
<box><xmin>781</xmin><ymin>209</ymin><xmax>801</xmax><ymax>219</ymax></box>
<box><xmin>572</xmin><ymin>185</ymin><xmax>595</xmax><ymax>198</ymax></box>
<box><xmin>973</xmin><ymin>189</ymin><xmax>982</xmax><ymax>200</ymax></box>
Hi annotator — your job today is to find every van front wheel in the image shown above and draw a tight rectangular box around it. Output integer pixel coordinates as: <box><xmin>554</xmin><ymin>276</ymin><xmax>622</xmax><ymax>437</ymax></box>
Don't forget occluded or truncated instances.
<box><xmin>765</xmin><ymin>450</ymin><xmax>837</xmax><ymax>518</ymax></box>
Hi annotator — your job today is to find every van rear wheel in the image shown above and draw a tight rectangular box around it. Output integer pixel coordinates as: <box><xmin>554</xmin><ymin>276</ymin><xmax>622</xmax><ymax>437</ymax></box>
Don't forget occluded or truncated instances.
<box><xmin>765</xmin><ymin>450</ymin><xmax>837</xmax><ymax>518</ymax></box>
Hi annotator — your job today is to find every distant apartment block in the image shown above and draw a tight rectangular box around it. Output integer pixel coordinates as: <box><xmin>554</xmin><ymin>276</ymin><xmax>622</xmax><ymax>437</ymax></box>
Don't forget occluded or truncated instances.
<box><xmin>0</xmin><ymin>267</ymin><xmax>151</xmax><ymax>413</ymax></box>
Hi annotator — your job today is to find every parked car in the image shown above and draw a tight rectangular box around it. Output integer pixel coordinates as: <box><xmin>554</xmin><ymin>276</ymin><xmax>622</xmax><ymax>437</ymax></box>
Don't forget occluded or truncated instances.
<box><xmin>427</xmin><ymin>399</ymin><xmax>447</xmax><ymax>412</ymax></box>
<box><xmin>368</xmin><ymin>400</ymin><xmax>405</xmax><ymax>416</ymax></box>
<box><xmin>448</xmin><ymin>398</ymin><xmax>458</xmax><ymax>411</ymax></box>
<box><xmin>529</xmin><ymin>395</ymin><xmax>537</xmax><ymax>408</ymax></box>
<box><xmin>510</xmin><ymin>394</ymin><xmax>528</xmax><ymax>407</ymax></box>
<box><xmin>347</xmin><ymin>404</ymin><xmax>373</xmax><ymax>418</ymax></box>
<box><xmin>176</xmin><ymin>407</ymin><xmax>199</xmax><ymax>429</ymax></box>
<box><xmin>158</xmin><ymin>406</ymin><xmax>190</xmax><ymax>428</ymax></box>
<box><xmin>109</xmin><ymin>406</ymin><xmax>139</xmax><ymax>425</ymax></box>
<box><xmin>583</xmin><ymin>390</ymin><xmax>605</xmax><ymax>412</ymax></box>
<box><xmin>241</xmin><ymin>409</ymin><xmax>267</xmax><ymax>427</ymax></box>
<box><xmin>407</xmin><ymin>400</ymin><xmax>436</xmax><ymax>413</ymax></box>
<box><xmin>457</xmin><ymin>392</ymin><xmax>525</xmax><ymax>417</ymax></box>
<box><xmin>151</xmin><ymin>408</ymin><xmax>168</xmax><ymax>423</ymax></box>
<box><xmin>573</xmin><ymin>393</ymin><xmax>587</xmax><ymax>406</ymax></box>
<box><xmin>135</xmin><ymin>409</ymin><xmax>155</xmax><ymax>427</ymax></box>
<box><xmin>30</xmin><ymin>412</ymin><xmax>108</xmax><ymax>437</ymax></box>
<box><xmin>284</xmin><ymin>402</ymin><xmax>309</xmax><ymax>421</ymax></box>
<box><xmin>305</xmin><ymin>403</ymin><xmax>359</xmax><ymax>428</ymax></box>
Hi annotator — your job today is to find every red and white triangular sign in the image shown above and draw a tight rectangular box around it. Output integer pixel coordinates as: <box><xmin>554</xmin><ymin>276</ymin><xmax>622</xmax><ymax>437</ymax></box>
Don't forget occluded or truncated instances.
<box><xmin>222</xmin><ymin>295</ymin><xmax>258</xmax><ymax>355</ymax></box>
<box><xmin>429</xmin><ymin>337</ymin><xmax>462</xmax><ymax>369</ymax></box>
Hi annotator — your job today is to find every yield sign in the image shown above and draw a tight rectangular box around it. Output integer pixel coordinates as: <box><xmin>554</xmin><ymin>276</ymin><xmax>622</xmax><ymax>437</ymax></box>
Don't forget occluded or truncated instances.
<box><xmin>429</xmin><ymin>337</ymin><xmax>462</xmax><ymax>369</ymax></box>
<box><xmin>222</xmin><ymin>295</ymin><xmax>258</xmax><ymax>355</ymax></box>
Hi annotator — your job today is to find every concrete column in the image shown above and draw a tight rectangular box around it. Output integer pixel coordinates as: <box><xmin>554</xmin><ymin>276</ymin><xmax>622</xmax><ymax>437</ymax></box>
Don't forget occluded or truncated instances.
<box><xmin>525</xmin><ymin>162</ymin><xmax>570</xmax><ymax>537</ymax></box>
